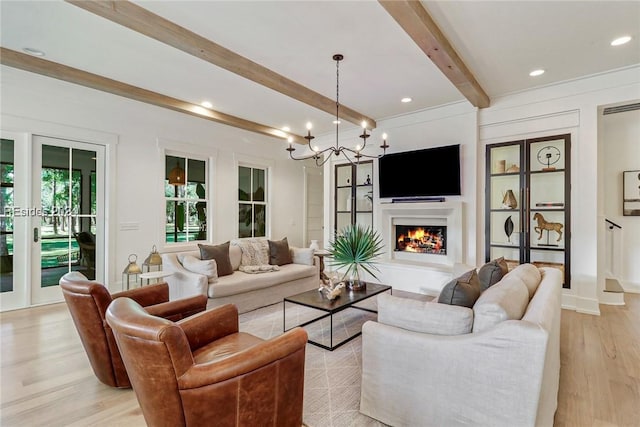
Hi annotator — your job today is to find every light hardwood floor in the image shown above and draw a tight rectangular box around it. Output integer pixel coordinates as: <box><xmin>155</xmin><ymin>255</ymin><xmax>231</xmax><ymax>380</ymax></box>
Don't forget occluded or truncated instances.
<box><xmin>1</xmin><ymin>294</ymin><xmax>639</xmax><ymax>426</ymax></box>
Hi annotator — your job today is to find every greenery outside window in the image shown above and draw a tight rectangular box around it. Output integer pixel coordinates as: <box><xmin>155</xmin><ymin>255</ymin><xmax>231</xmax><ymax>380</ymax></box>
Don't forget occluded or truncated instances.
<box><xmin>238</xmin><ymin>166</ymin><xmax>267</xmax><ymax>238</ymax></box>
<box><xmin>165</xmin><ymin>155</ymin><xmax>208</xmax><ymax>243</ymax></box>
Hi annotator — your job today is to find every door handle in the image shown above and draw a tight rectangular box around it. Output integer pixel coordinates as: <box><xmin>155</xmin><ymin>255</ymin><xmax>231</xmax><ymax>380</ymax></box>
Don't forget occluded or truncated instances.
<box><xmin>33</xmin><ymin>227</ymin><xmax>39</xmax><ymax>242</ymax></box>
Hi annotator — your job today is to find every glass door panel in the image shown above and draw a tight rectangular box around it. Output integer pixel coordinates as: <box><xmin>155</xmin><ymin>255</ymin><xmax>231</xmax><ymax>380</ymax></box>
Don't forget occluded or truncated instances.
<box><xmin>0</xmin><ymin>139</ymin><xmax>15</xmax><ymax>295</ymax></box>
<box><xmin>0</xmin><ymin>132</ymin><xmax>29</xmax><ymax>311</ymax></box>
<box><xmin>33</xmin><ymin>137</ymin><xmax>102</xmax><ymax>305</ymax></box>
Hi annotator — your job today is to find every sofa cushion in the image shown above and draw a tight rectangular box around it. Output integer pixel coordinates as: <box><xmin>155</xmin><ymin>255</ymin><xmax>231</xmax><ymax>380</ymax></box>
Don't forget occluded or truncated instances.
<box><xmin>503</xmin><ymin>263</ymin><xmax>541</xmax><ymax>299</ymax></box>
<box><xmin>268</xmin><ymin>237</ymin><xmax>293</xmax><ymax>266</ymax></box>
<box><xmin>232</xmin><ymin>238</ymin><xmax>270</xmax><ymax>266</ymax></box>
<box><xmin>472</xmin><ymin>275</ymin><xmax>530</xmax><ymax>333</ymax></box>
<box><xmin>199</xmin><ymin>242</ymin><xmax>233</xmax><ymax>277</ymax></box>
<box><xmin>208</xmin><ymin>263</ymin><xmax>316</xmax><ymax>298</ymax></box>
<box><xmin>181</xmin><ymin>255</ymin><xmax>218</xmax><ymax>281</ymax></box>
<box><xmin>291</xmin><ymin>247</ymin><xmax>314</xmax><ymax>266</ymax></box>
<box><xmin>229</xmin><ymin>245</ymin><xmax>242</xmax><ymax>271</ymax></box>
<box><xmin>437</xmin><ymin>269</ymin><xmax>481</xmax><ymax>308</ymax></box>
<box><xmin>478</xmin><ymin>257</ymin><xmax>509</xmax><ymax>291</ymax></box>
<box><xmin>378</xmin><ymin>293</ymin><xmax>473</xmax><ymax>336</ymax></box>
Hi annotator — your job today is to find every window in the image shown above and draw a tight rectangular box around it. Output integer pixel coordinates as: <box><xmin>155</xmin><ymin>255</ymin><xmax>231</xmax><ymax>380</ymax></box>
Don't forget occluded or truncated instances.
<box><xmin>165</xmin><ymin>155</ymin><xmax>207</xmax><ymax>243</ymax></box>
<box><xmin>238</xmin><ymin>166</ymin><xmax>267</xmax><ymax>238</ymax></box>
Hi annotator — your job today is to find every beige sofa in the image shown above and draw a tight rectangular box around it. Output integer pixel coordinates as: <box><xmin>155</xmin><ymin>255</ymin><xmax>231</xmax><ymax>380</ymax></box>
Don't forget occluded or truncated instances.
<box><xmin>360</xmin><ymin>264</ymin><xmax>563</xmax><ymax>427</ymax></box>
<box><xmin>162</xmin><ymin>243</ymin><xmax>320</xmax><ymax>313</ymax></box>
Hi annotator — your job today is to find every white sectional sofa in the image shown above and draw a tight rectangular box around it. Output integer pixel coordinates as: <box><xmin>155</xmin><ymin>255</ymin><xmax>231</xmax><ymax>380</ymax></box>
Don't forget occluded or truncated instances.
<box><xmin>360</xmin><ymin>264</ymin><xmax>563</xmax><ymax>427</ymax></box>
<box><xmin>162</xmin><ymin>240</ymin><xmax>320</xmax><ymax>313</ymax></box>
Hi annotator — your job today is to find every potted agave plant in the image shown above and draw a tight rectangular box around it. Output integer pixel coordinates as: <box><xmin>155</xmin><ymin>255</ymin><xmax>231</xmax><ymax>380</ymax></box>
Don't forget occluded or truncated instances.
<box><xmin>328</xmin><ymin>224</ymin><xmax>385</xmax><ymax>290</ymax></box>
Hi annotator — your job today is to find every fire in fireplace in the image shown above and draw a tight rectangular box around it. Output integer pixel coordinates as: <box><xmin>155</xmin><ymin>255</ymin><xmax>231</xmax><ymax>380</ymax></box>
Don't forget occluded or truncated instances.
<box><xmin>395</xmin><ymin>225</ymin><xmax>447</xmax><ymax>255</ymax></box>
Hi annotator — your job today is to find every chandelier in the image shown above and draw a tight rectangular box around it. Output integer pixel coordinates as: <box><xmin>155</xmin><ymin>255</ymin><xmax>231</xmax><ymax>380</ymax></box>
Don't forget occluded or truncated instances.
<box><xmin>286</xmin><ymin>54</ymin><xmax>389</xmax><ymax>166</ymax></box>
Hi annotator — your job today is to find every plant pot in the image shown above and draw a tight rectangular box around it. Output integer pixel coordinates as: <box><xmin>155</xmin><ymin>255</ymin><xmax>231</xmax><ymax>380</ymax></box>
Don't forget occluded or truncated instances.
<box><xmin>348</xmin><ymin>280</ymin><xmax>366</xmax><ymax>291</ymax></box>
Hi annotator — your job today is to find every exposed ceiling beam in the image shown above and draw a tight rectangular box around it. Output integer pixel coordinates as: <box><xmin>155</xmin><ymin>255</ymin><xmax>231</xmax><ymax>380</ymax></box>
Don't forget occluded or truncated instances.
<box><xmin>66</xmin><ymin>0</ymin><xmax>377</xmax><ymax>129</ymax></box>
<box><xmin>0</xmin><ymin>47</ymin><xmax>307</xmax><ymax>144</ymax></box>
<box><xmin>379</xmin><ymin>0</ymin><xmax>490</xmax><ymax>108</ymax></box>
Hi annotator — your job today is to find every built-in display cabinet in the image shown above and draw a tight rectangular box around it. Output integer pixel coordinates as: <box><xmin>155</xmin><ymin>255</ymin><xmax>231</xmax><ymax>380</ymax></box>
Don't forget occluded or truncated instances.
<box><xmin>334</xmin><ymin>161</ymin><xmax>373</xmax><ymax>233</ymax></box>
<box><xmin>485</xmin><ymin>134</ymin><xmax>571</xmax><ymax>288</ymax></box>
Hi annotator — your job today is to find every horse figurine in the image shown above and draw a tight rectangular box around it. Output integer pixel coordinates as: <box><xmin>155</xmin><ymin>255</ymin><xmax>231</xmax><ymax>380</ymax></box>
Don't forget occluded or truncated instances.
<box><xmin>533</xmin><ymin>212</ymin><xmax>563</xmax><ymax>242</ymax></box>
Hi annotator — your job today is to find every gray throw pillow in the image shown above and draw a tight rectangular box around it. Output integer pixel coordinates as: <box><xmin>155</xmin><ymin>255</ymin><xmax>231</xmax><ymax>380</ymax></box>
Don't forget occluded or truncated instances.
<box><xmin>437</xmin><ymin>269</ymin><xmax>482</xmax><ymax>308</ymax></box>
<box><xmin>198</xmin><ymin>242</ymin><xmax>233</xmax><ymax>277</ymax></box>
<box><xmin>478</xmin><ymin>257</ymin><xmax>509</xmax><ymax>291</ymax></box>
<box><xmin>268</xmin><ymin>237</ymin><xmax>293</xmax><ymax>266</ymax></box>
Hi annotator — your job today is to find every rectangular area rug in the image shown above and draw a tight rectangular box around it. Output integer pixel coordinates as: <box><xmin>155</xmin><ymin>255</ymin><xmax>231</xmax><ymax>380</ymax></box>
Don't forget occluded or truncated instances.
<box><xmin>238</xmin><ymin>297</ymin><xmax>387</xmax><ymax>427</ymax></box>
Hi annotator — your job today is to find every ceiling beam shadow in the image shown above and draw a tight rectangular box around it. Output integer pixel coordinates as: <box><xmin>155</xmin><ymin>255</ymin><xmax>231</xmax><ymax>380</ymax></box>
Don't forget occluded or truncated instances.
<box><xmin>379</xmin><ymin>0</ymin><xmax>490</xmax><ymax>108</ymax></box>
<box><xmin>0</xmin><ymin>47</ymin><xmax>307</xmax><ymax>144</ymax></box>
<box><xmin>67</xmin><ymin>0</ymin><xmax>377</xmax><ymax>129</ymax></box>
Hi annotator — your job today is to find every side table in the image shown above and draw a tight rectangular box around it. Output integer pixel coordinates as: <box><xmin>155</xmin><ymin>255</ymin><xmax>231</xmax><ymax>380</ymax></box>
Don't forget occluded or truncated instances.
<box><xmin>139</xmin><ymin>271</ymin><xmax>174</xmax><ymax>286</ymax></box>
<box><xmin>313</xmin><ymin>250</ymin><xmax>331</xmax><ymax>284</ymax></box>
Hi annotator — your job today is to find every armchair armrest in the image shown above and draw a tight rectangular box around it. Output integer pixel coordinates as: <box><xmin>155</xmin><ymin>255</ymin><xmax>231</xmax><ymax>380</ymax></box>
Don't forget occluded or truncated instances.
<box><xmin>112</xmin><ymin>282</ymin><xmax>169</xmax><ymax>306</ymax></box>
<box><xmin>145</xmin><ymin>294</ymin><xmax>207</xmax><ymax>322</ymax></box>
<box><xmin>177</xmin><ymin>304</ymin><xmax>239</xmax><ymax>351</ymax></box>
<box><xmin>161</xmin><ymin>253</ymin><xmax>209</xmax><ymax>299</ymax></box>
<box><xmin>178</xmin><ymin>327</ymin><xmax>308</xmax><ymax>389</ymax></box>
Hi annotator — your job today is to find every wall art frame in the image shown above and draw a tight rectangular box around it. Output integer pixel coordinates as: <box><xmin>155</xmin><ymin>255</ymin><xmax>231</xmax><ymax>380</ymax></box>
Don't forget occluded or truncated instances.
<box><xmin>623</xmin><ymin>170</ymin><xmax>640</xmax><ymax>216</ymax></box>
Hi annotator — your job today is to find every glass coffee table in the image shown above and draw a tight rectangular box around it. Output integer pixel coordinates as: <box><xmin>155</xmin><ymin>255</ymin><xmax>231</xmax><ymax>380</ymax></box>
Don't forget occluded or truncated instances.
<box><xmin>283</xmin><ymin>282</ymin><xmax>392</xmax><ymax>351</ymax></box>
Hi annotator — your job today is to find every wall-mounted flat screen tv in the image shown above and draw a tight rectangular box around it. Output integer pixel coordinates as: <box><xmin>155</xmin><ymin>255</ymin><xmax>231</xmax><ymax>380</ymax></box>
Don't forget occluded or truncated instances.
<box><xmin>378</xmin><ymin>144</ymin><xmax>461</xmax><ymax>199</ymax></box>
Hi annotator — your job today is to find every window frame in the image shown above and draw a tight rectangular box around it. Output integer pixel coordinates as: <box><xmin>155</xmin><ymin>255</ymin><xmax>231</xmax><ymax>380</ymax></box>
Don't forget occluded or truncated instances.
<box><xmin>161</xmin><ymin>146</ymin><xmax>213</xmax><ymax>249</ymax></box>
<box><xmin>237</xmin><ymin>162</ymin><xmax>270</xmax><ymax>239</ymax></box>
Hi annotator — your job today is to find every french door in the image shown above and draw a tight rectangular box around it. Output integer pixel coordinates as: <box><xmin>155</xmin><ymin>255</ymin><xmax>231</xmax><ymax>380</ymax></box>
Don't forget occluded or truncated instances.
<box><xmin>0</xmin><ymin>133</ymin><xmax>104</xmax><ymax>310</ymax></box>
<box><xmin>31</xmin><ymin>136</ymin><xmax>104</xmax><ymax>305</ymax></box>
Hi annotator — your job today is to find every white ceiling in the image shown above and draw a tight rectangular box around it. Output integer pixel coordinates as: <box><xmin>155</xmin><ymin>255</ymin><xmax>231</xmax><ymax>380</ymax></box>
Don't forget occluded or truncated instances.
<box><xmin>1</xmin><ymin>1</ymin><xmax>639</xmax><ymax>138</ymax></box>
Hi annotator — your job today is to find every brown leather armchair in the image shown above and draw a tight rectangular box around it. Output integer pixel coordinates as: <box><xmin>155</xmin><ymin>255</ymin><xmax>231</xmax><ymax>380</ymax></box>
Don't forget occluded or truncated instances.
<box><xmin>60</xmin><ymin>275</ymin><xmax>207</xmax><ymax>388</ymax></box>
<box><xmin>106</xmin><ymin>298</ymin><xmax>308</xmax><ymax>427</ymax></box>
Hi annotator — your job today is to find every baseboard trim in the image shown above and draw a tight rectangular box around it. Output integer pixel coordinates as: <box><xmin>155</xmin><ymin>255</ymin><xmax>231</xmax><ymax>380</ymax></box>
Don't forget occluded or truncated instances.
<box><xmin>575</xmin><ymin>296</ymin><xmax>601</xmax><ymax>315</ymax></box>
<box><xmin>622</xmin><ymin>280</ymin><xmax>640</xmax><ymax>294</ymax></box>
<box><xmin>561</xmin><ymin>291</ymin><xmax>576</xmax><ymax>311</ymax></box>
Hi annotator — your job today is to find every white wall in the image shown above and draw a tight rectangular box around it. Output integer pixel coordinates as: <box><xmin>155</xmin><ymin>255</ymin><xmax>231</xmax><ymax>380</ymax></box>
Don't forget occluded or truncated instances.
<box><xmin>318</xmin><ymin>102</ymin><xmax>478</xmax><ymax>294</ymax></box>
<box><xmin>601</xmin><ymin>108</ymin><xmax>640</xmax><ymax>291</ymax></box>
<box><xmin>1</xmin><ymin>66</ymin><xmax>307</xmax><ymax>292</ymax></box>
<box><xmin>481</xmin><ymin>66</ymin><xmax>640</xmax><ymax>314</ymax></box>
<box><xmin>318</xmin><ymin>65</ymin><xmax>640</xmax><ymax>313</ymax></box>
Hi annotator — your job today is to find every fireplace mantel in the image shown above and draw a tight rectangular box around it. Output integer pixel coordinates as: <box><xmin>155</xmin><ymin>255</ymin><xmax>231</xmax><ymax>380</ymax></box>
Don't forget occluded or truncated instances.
<box><xmin>379</xmin><ymin>201</ymin><xmax>463</xmax><ymax>267</ymax></box>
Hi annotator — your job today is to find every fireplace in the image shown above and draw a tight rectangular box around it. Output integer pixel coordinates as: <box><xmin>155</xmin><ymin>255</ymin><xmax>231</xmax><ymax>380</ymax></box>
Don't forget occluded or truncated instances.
<box><xmin>395</xmin><ymin>225</ymin><xmax>447</xmax><ymax>255</ymax></box>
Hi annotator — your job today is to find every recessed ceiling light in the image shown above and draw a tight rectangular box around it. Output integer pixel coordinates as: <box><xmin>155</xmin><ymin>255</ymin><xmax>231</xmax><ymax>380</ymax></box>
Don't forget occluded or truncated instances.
<box><xmin>529</xmin><ymin>69</ymin><xmax>545</xmax><ymax>77</ymax></box>
<box><xmin>200</xmin><ymin>101</ymin><xmax>213</xmax><ymax>108</ymax></box>
<box><xmin>401</xmin><ymin>97</ymin><xmax>412</xmax><ymax>103</ymax></box>
<box><xmin>611</xmin><ymin>36</ymin><xmax>632</xmax><ymax>46</ymax></box>
<box><xmin>23</xmin><ymin>47</ymin><xmax>45</xmax><ymax>56</ymax></box>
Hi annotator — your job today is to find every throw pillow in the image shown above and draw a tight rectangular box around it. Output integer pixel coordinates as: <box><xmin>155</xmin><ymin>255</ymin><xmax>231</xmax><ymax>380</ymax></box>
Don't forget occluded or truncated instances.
<box><xmin>239</xmin><ymin>264</ymin><xmax>281</xmax><ymax>274</ymax></box>
<box><xmin>378</xmin><ymin>293</ymin><xmax>473</xmax><ymax>336</ymax></box>
<box><xmin>437</xmin><ymin>269</ymin><xmax>481</xmax><ymax>308</ymax></box>
<box><xmin>478</xmin><ymin>257</ymin><xmax>509</xmax><ymax>291</ymax></box>
<box><xmin>198</xmin><ymin>242</ymin><xmax>233</xmax><ymax>277</ymax></box>
<box><xmin>232</xmin><ymin>238</ymin><xmax>270</xmax><ymax>266</ymax></box>
<box><xmin>269</xmin><ymin>237</ymin><xmax>293</xmax><ymax>266</ymax></box>
<box><xmin>291</xmin><ymin>247</ymin><xmax>314</xmax><ymax>266</ymax></box>
<box><xmin>181</xmin><ymin>255</ymin><xmax>218</xmax><ymax>281</ymax></box>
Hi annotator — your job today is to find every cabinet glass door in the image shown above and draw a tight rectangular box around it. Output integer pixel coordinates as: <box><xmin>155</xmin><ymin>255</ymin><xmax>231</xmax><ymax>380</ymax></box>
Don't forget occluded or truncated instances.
<box><xmin>486</xmin><ymin>142</ymin><xmax>524</xmax><ymax>268</ymax></box>
<box><xmin>334</xmin><ymin>161</ymin><xmax>373</xmax><ymax>234</ymax></box>
<box><xmin>335</xmin><ymin>164</ymin><xmax>352</xmax><ymax>233</ymax></box>
<box><xmin>486</xmin><ymin>134</ymin><xmax>570</xmax><ymax>287</ymax></box>
<box><xmin>527</xmin><ymin>136</ymin><xmax>569</xmax><ymax>284</ymax></box>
